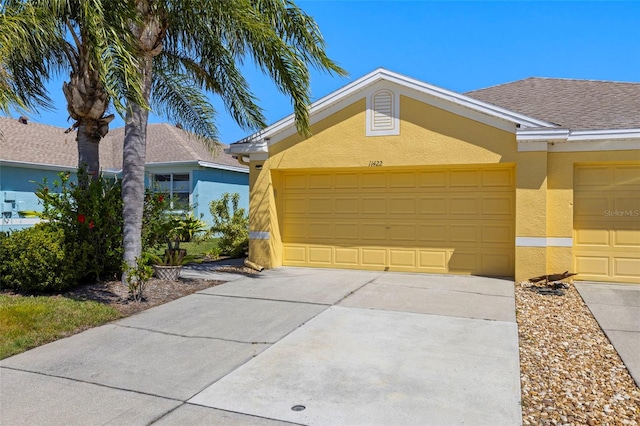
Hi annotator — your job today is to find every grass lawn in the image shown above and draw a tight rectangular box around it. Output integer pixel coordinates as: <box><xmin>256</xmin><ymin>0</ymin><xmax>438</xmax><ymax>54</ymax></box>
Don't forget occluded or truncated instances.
<box><xmin>0</xmin><ymin>294</ymin><xmax>122</xmax><ymax>360</ymax></box>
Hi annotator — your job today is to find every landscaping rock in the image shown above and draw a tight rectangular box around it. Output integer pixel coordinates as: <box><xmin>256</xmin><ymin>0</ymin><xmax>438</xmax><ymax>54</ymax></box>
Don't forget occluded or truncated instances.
<box><xmin>516</xmin><ymin>282</ymin><xmax>640</xmax><ymax>425</ymax></box>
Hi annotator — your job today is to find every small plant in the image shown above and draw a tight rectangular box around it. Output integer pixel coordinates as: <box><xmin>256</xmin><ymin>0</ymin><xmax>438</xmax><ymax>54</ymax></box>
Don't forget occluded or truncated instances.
<box><xmin>147</xmin><ymin>249</ymin><xmax>200</xmax><ymax>266</ymax></box>
<box><xmin>209</xmin><ymin>193</ymin><xmax>248</xmax><ymax>258</ymax></box>
<box><xmin>122</xmin><ymin>256</ymin><xmax>153</xmax><ymax>302</ymax></box>
<box><xmin>204</xmin><ymin>246</ymin><xmax>222</xmax><ymax>261</ymax></box>
<box><xmin>173</xmin><ymin>213</ymin><xmax>207</xmax><ymax>242</ymax></box>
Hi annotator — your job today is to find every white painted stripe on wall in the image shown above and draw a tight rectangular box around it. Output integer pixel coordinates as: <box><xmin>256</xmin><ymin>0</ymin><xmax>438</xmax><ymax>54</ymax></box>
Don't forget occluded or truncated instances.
<box><xmin>516</xmin><ymin>237</ymin><xmax>573</xmax><ymax>247</ymax></box>
<box><xmin>249</xmin><ymin>231</ymin><xmax>270</xmax><ymax>240</ymax></box>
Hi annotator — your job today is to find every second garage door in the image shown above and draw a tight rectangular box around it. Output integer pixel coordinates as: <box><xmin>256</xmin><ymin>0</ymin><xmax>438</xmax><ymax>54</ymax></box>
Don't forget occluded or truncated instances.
<box><xmin>574</xmin><ymin>164</ymin><xmax>640</xmax><ymax>284</ymax></box>
<box><xmin>280</xmin><ymin>165</ymin><xmax>515</xmax><ymax>276</ymax></box>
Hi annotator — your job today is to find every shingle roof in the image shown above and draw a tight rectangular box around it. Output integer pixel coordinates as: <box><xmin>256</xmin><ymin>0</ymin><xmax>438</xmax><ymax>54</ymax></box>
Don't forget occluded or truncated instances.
<box><xmin>0</xmin><ymin>118</ymin><xmax>247</xmax><ymax>171</ymax></box>
<box><xmin>465</xmin><ymin>77</ymin><xmax>640</xmax><ymax>130</ymax></box>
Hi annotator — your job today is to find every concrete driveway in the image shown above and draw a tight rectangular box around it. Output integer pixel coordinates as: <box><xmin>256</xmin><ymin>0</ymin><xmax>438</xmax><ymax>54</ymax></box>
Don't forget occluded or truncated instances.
<box><xmin>1</xmin><ymin>267</ymin><xmax>521</xmax><ymax>425</ymax></box>
<box><xmin>575</xmin><ymin>282</ymin><xmax>640</xmax><ymax>387</ymax></box>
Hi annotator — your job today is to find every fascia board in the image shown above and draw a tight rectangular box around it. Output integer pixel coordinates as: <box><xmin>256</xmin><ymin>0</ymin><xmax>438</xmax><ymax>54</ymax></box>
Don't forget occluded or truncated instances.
<box><xmin>518</xmin><ymin>128</ymin><xmax>640</xmax><ymax>152</ymax></box>
<box><xmin>197</xmin><ymin>161</ymin><xmax>249</xmax><ymax>174</ymax></box>
<box><xmin>517</xmin><ymin>129</ymin><xmax>571</xmax><ymax>142</ymax></box>
<box><xmin>225</xmin><ymin>141</ymin><xmax>269</xmax><ymax>155</ymax></box>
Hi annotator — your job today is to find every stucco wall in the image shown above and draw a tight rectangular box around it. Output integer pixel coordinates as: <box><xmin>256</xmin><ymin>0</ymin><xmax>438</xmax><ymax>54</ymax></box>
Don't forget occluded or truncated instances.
<box><xmin>192</xmin><ymin>168</ymin><xmax>249</xmax><ymax>227</ymax></box>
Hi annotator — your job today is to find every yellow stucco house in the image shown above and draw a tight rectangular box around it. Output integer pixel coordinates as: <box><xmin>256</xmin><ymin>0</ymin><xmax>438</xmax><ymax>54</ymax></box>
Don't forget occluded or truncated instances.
<box><xmin>228</xmin><ymin>69</ymin><xmax>640</xmax><ymax>284</ymax></box>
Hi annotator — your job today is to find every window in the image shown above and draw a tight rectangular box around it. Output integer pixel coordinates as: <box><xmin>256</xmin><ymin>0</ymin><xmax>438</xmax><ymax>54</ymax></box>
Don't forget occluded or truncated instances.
<box><xmin>153</xmin><ymin>173</ymin><xmax>190</xmax><ymax>209</ymax></box>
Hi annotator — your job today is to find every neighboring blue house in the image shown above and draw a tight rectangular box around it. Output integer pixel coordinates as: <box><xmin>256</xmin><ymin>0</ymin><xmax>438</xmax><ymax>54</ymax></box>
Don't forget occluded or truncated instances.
<box><xmin>0</xmin><ymin>117</ymin><xmax>249</xmax><ymax>231</ymax></box>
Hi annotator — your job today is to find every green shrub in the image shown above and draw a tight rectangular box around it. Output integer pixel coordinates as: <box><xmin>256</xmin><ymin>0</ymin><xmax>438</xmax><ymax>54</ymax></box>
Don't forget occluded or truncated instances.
<box><xmin>209</xmin><ymin>193</ymin><xmax>248</xmax><ymax>258</ymax></box>
<box><xmin>0</xmin><ymin>224</ymin><xmax>85</xmax><ymax>293</ymax></box>
<box><xmin>36</xmin><ymin>169</ymin><xmax>123</xmax><ymax>282</ymax></box>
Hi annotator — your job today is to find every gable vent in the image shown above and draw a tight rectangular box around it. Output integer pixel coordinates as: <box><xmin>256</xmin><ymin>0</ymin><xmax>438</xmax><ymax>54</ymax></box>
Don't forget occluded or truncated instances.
<box><xmin>372</xmin><ymin>90</ymin><xmax>393</xmax><ymax>129</ymax></box>
<box><xmin>366</xmin><ymin>88</ymin><xmax>399</xmax><ymax>136</ymax></box>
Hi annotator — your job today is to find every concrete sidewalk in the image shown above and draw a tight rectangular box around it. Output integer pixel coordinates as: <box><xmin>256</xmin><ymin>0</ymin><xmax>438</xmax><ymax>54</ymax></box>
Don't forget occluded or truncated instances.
<box><xmin>1</xmin><ymin>268</ymin><xmax>522</xmax><ymax>425</ymax></box>
<box><xmin>575</xmin><ymin>282</ymin><xmax>640</xmax><ymax>387</ymax></box>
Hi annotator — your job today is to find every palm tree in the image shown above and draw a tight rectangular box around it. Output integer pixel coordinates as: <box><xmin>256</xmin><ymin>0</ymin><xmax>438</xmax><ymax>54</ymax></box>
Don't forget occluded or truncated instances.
<box><xmin>0</xmin><ymin>0</ymin><xmax>144</xmax><ymax>183</ymax></box>
<box><xmin>121</xmin><ymin>0</ymin><xmax>347</xmax><ymax>272</ymax></box>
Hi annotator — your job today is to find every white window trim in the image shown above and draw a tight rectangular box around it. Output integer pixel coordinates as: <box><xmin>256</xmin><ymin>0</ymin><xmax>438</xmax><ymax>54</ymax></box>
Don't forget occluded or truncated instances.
<box><xmin>153</xmin><ymin>172</ymin><xmax>192</xmax><ymax>210</ymax></box>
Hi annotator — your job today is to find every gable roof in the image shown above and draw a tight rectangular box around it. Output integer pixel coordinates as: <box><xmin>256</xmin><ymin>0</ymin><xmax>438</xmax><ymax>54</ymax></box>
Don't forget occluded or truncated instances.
<box><xmin>229</xmin><ymin>69</ymin><xmax>640</xmax><ymax>156</ymax></box>
<box><xmin>465</xmin><ymin>77</ymin><xmax>640</xmax><ymax>131</ymax></box>
<box><xmin>229</xmin><ymin>68</ymin><xmax>555</xmax><ymax>153</ymax></box>
<box><xmin>0</xmin><ymin>118</ymin><xmax>247</xmax><ymax>172</ymax></box>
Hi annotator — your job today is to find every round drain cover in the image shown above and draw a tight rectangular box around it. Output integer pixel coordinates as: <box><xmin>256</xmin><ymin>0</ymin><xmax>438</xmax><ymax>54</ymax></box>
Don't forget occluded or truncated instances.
<box><xmin>291</xmin><ymin>405</ymin><xmax>306</xmax><ymax>412</ymax></box>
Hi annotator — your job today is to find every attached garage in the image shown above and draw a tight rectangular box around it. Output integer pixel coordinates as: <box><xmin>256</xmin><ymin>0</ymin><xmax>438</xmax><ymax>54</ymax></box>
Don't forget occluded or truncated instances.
<box><xmin>279</xmin><ymin>165</ymin><xmax>515</xmax><ymax>276</ymax></box>
<box><xmin>229</xmin><ymin>69</ymin><xmax>640</xmax><ymax>283</ymax></box>
<box><xmin>573</xmin><ymin>164</ymin><xmax>640</xmax><ymax>284</ymax></box>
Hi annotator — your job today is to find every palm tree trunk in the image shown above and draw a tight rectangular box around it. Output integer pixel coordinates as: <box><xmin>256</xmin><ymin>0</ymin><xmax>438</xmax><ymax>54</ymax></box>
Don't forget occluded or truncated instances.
<box><xmin>76</xmin><ymin>122</ymin><xmax>101</xmax><ymax>184</ymax></box>
<box><xmin>122</xmin><ymin>55</ymin><xmax>153</xmax><ymax>276</ymax></box>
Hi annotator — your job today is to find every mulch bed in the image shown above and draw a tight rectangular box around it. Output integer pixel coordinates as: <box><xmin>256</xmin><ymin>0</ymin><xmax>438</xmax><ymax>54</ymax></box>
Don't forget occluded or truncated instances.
<box><xmin>64</xmin><ymin>277</ymin><xmax>225</xmax><ymax>317</ymax></box>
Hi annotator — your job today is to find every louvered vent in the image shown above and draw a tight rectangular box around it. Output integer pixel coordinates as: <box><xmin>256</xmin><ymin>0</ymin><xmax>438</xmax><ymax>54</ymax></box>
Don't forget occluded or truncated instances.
<box><xmin>372</xmin><ymin>90</ymin><xmax>394</xmax><ymax>130</ymax></box>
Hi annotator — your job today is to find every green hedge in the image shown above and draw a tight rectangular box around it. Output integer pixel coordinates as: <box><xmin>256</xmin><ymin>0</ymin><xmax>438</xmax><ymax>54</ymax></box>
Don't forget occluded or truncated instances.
<box><xmin>0</xmin><ymin>225</ymin><xmax>86</xmax><ymax>293</ymax></box>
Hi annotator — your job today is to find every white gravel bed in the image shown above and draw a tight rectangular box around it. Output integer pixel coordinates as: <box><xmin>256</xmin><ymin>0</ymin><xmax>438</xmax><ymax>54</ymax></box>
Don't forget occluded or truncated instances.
<box><xmin>516</xmin><ymin>281</ymin><xmax>640</xmax><ymax>425</ymax></box>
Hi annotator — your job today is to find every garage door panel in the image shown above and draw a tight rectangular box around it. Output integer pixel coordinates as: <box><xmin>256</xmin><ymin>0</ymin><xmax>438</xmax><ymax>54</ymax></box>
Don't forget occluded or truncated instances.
<box><xmin>614</xmin><ymin>194</ymin><xmax>640</xmax><ymax>212</ymax></box>
<box><xmin>450</xmin><ymin>197</ymin><xmax>480</xmax><ymax>215</ymax></box>
<box><xmin>575</xmin><ymin>256</ymin><xmax>610</xmax><ymax>276</ymax></box>
<box><xmin>335</xmin><ymin>173</ymin><xmax>359</xmax><ymax>189</ymax></box>
<box><xmin>419</xmin><ymin>250</ymin><xmax>448</xmax><ymax>269</ymax></box>
<box><xmin>335</xmin><ymin>198</ymin><xmax>359</xmax><ymax>214</ymax></box>
<box><xmin>419</xmin><ymin>197</ymin><xmax>448</xmax><ymax>215</ymax></box>
<box><xmin>389</xmin><ymin>172</ymin><xmax>416</xmax><ymax>188</ymax></box>
<box><xmin>283</xmin><ymin>246</ymin><xmax>306</xmax><ymax>263</ymax></box>
<box><xmin>389</xmin><ymin>197</ymin><xmax>416</xmax><ymax>215</ymax></box>
<box><xmin>482</xmin><ymin>253</ymin><xmax>512</xmax><ymax>275</ymax></box>
<box><xmin>575</xmin><ymin>227</ymin><xmax>610</xmax><ymax>246</ymax></box>
<box><xmin>308</xmin><ymin>173</ymin><xmax>332</xmax><ymax>189</ymax></box>
<box><xmin>388</xmin><ymin>224</ymin><xmax>416</xmax><ymax>241</ymax></box>
<box><xmin>361</xmin><ymin>174</ymin><xmax>386</xmax><ymax>189</ymax></box>
<box><xmin>361</xmin><ymin>249</ymin><xmax>386</xmax><ymax>267</ymax></box>
<box><xmin>282</xmin><ymin>221</ymin><xmax>307</xmax><ymax>239</ymax></box>
<box><xmin>482</xmin><ymin>196</ymin><xmax>513</xmax><ymax>216</ymax></box>
<box><xmin>417</xmin><ymin>224</ymin><xmax>447</xmax><ymax>243</ymax></box>
<box><xmin>613</xmin><ymin>166</ymin><xmax>640</xmax><ymax>188</ymax></box>
<box><xmin>389</xmin><ymin>250</ymin><xmax>417</xmax><ymax>268</ymax></box>
<box><xmin>482</xmin><ymin>168</ymin><xmax>513</xmax><ymax>187</ymax></box>
<box><xmin>281</xmin><ymin>166</ymin><xmax>514</xmax><ymax>276</ymax></box>
<box><xmin>335</xmin><ymin>248</ymin><xmax>359</xmax><ymax>265</ymax></box>
<box><xmin>335</xmin><ymin>223</ymin><xmax>359</xmax><ymax>240</ymax></box>
<box><xmin>574</xmin><ymin>196</ymin><xmax>609</xmax><ymax>218</ymax></box>
<box><xmin>574</xmin><ymin>164</ymin><xmax>640</xmax><ymax>283</ymax></box>
<box><xmin>450</xmin><ymin>170</ymin><xmax>479</xmax><ymax>187</ymax></box>
<box><xmin>361</xmin><ymin>223</ymin><xmax>387</xmax><ymax>241</ymax></box>
<box><xmin>614</xmin><ymin>228</ymin><xmax>640</xmax><ymax>246</ymax></box>
<box><xmin>450</xmin><ymin>224</ymin><xmax>480</xmax><ymax>243</ymax></box>
<box><xmin>308</xmin><ymin>222</ymin><xmax>333</xmax><ymax>240</ymax></box>
<box><xmin>362</xmin><ymin>198</ymin><xmax>386</xmax><ymax>214</ymax></box>
<box><xmin>418</xmin><ymin>171</ymin><xmax>447</xmax><ymax>187</ymax></box>
<box><xmin>482</xmin><ymin>225</ymin><xmax>512</xmax><ymax>244</ymax></box>
<box><xmin>308</xmin><ymin>247</ymin><xmax>332</xmax><ymax>264</ymax></box>
<box><xmin>283</xmin><ymin>174</ymin><xmax>306</xmax><ymax>190</ymax></box>
<box><xmin>308</xmin><ymin>197</ymin><xmax>333</xmax><ymax>214</ymax></box>
<box><xmin>614</xmin><ymin>258</ymin><xmax>640</xmax><ymax>278</ymax></box>
<box><xmin>449</xmin><ymin>251</ymin><xmax>480</xmax><ymax>272</ymax></box>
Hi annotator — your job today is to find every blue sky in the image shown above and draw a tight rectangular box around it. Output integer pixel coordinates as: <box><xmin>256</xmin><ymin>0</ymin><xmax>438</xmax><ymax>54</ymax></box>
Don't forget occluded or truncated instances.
<box><xmin>8</xmin><ymin>1</ymin><xmax>640</xmax><ymax>144</ymax></box>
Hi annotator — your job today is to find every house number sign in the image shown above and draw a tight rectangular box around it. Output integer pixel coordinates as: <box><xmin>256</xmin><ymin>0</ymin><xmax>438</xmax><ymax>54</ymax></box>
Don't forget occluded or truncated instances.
<box><xmin>368</xmin><ymin>160</ymin><xmax>383</xmax><ymax>167</ymax></box>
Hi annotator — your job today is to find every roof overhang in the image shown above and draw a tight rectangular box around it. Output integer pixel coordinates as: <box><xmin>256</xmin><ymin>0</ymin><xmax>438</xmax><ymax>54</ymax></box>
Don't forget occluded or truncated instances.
<box><xmin>516</xmin><ymin>128</ymin><xmax>640</xmax><ymax>152</ymax></box>
<box><xmin>227</xmin><ymin>68</ymin><xmax>557</xmax><ymax>156</ymax></box>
